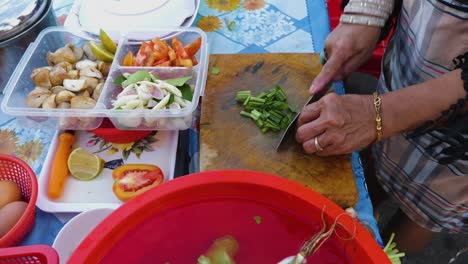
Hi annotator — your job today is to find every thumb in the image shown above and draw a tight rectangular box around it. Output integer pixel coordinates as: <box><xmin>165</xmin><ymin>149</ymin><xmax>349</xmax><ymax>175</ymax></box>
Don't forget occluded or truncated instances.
<box><xmin>310</xmin><ymin>50</ymin><xmax>346</xmax><ymax>94</ymax></box>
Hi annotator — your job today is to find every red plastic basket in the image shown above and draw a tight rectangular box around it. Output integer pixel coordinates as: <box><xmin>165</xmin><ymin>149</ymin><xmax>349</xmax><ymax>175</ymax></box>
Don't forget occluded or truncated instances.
<box><xmin>69</xmin><ymin>170</ymin><xmax>390</xmax><ymax>263</ymax></box>
<box><xmin>0</xmin><ymin>154</ymin><xmax>38</xmax><ymax>247</ymax></box>
<box><xmin>0</xmin><ymin>245</ymin><xmax>58</xmax><ymax>264</ymax></box>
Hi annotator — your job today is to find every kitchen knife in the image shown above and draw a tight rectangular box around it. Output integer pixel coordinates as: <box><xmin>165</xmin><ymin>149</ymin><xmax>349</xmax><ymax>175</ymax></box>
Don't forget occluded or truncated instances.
<box><xmin>275</xmin><ymin>85</ymin><xmax>330</xmax><ymax>151</ymax></box>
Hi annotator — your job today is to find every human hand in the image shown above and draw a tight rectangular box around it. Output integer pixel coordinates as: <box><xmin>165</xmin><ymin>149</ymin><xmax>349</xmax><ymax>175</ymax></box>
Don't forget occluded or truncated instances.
<box><xmin>311</xmin><ymin>24</ymin><xmax>381</xmax><ymax>94</ymax></box>
<box><xmin>295</xmin><ymin>93</ymin><xmax>377</xmax><ymax>156</ymax></box>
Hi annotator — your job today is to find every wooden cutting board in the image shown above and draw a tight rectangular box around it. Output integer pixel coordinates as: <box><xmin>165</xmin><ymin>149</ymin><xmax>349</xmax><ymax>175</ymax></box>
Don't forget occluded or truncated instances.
<box><xmin>200</xmin><ymin>53</ymin><xmax>357</xmax><ymax>208</ymax></box>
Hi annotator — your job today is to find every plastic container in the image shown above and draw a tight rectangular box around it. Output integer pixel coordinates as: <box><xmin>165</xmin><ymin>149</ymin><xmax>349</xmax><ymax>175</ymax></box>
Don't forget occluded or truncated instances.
<box><xmin>0</xmin><ymin>245</ymin><xmax>59</xmax><ymax>264</ymax></box>
<box><xmin>1</xmin><ymin>26</ymin><xmax>208</xmax><ymax>131</ymax></box>
<box><xmin>68</xmin><ymin>170</ymin><xmax>390</xmax><ymax>263</ymax></box>
<box><xmin>0</xmin><ymin>154</ymin><xmax>38</xmax><ymax>247</ymax></box>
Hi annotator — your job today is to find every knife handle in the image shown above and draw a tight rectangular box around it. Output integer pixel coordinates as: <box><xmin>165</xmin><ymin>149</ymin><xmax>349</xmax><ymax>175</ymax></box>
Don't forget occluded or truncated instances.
<box><xmin>47</xmin><ymin>132</ymin><xmax>76</xmax><ymax>199</ymax></box>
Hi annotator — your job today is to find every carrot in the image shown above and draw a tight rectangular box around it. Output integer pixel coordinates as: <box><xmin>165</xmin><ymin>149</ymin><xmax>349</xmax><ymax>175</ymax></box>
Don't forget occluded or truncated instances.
<box><xmin>47</xmin><ymin>132</ymin><xmax>76</xmax><ymax>199</ymax></box>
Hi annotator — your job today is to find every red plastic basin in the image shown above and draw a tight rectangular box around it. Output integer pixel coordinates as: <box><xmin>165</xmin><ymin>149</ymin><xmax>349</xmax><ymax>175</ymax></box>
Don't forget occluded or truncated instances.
<box><xmin>68</xmin><ymin>170</ymin><xmax>389</xmax><ymax>264</ymax></box>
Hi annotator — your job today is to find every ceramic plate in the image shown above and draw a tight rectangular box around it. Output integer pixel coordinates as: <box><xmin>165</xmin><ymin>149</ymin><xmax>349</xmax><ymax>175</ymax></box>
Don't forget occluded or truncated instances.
<box><xmin>52</xmin><ymin>208</ymin><xmax>114</xmax><ymax>264</ymax></box>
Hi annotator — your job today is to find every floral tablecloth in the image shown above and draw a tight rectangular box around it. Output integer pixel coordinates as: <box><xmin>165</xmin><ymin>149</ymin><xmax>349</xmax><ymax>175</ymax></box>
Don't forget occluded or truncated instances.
<box><xmin>0</xmin><ymin>0</ymin><xmax>383</xmax><ymax>248</ymax></box>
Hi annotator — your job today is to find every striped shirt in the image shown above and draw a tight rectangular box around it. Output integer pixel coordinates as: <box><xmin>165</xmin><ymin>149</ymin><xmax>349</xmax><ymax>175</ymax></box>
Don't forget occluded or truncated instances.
<box><xmin>374</xmin><ymin>0</ymin><xmax>468</xmax><ymax>233</ymax></box>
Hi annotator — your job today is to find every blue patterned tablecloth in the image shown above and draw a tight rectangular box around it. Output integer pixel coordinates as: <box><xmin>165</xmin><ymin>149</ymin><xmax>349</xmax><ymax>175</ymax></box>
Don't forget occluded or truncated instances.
<box><xmin>0</xmin><ymin>0</ymin><xmax>382</xmax><ymax>248</ymax></box>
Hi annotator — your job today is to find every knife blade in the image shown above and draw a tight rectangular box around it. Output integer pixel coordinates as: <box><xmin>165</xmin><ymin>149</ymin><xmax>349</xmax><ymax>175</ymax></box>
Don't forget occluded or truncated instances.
<box><xmin>275</xmin><ymin>85</ymin><xmax>330</xmax><ymax>151</ymax></box>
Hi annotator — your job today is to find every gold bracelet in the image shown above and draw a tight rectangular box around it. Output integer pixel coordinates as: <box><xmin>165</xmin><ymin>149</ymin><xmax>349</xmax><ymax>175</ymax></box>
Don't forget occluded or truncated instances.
<box><xmin>373</xmin><ymin>92</ymin><xmax>383</xmax><ymax>142</ymax></box>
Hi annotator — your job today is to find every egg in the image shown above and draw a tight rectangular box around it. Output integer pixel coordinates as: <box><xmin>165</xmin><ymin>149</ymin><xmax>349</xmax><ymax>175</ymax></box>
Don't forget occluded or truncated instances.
<box><xmin>0</xmin><ymin>180</ymin><xmax>22</xmax><ymax>208</ymax></box>
<box><xmin>0</xmin><ymin>201</ymin><xmax>28</xmax><ymax>238</ymax></box>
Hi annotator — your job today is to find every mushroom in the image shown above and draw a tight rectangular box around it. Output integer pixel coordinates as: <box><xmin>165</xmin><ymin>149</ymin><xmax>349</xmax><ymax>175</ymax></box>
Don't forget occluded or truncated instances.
<box><xmin>82</xmin><ymin>42</ymin><xmax>97</xmax><ymax>61</ymax></box>
<box><xmin>42</xmin><ymin>94</ymin><xmax>57</xmax><ymax>109</ymax></box>
<box><xmin>68</xmin><ymin>70</ymin><xmax>79</xmax><ymax>79</ymax></box>
<box><xmin>77</xmin><ymin>90</ymin><xmax>91</xmax><ymax>98</ymax></box>
<box><xmin>79</xmin><ymin>67</ymin><xmax>103</xmax><ymax>79</ymax></box>
<box><xmin>68</xmin><ymin>43</ymin><xmax>84</xmax><ymax>61</ymax></box>
<box><xmin>63</xmin><ymin>79</ymin><xmax>87</xmax><ymax>92</ymax></box>
<box><xmin>55</xmin><ymin>61</ymin><xmax>74</xmax><ymax>72</ymax></box>
<box><xmin>70</xmin><ymin>96</ymin><xmax>96</xmax><ymax>109</ymax></box>
<box><xmin>80</xmin><ymin>76</ymin><xmax>98</xmax><ymax>93</ymax></box>
<box><xmin>57</xmin><ymin>102</ymin><xmax>71</xmax><ymax>109</ymax></box>
<box><xmin>56</xmin><ymin>90</ymin><xmax>76</xmax><ymax>104</ymax></box>
<box><xmin>51</xmin><ymin>86</ymin><xmax>66</xmax><ymax>94</ymax></box>
<box><xmin>97</xmin><ymin>61</ymin><xmax>111</xmax><ymax>76</ymax></box>
<box><xmin>75</xmin><ymin>60</ymin><xmax>97</xmax><ymax>70</ymax></box>
<box><xmin>46</xmin><ymin>45</ymin><xmax>76</xmax><ymax>65</ymax></box>
<box><xmin>49</xmin><ymin>65</ymin><xmax>69</xmax><ymax>86</ymax></box>
<box><xmin>31</xmin><ymin>67</ymin><xmax>52</xmax><ymax>87</ymax></box>
<box><xmin>26</xmin><ymin>87</ymin><xmax>51</xmax><ymax>108</ymax></box>
<box><xmin>92</xmin><ymin>83</ymin><xmax>104</xmax><ymax>100</ymax></box>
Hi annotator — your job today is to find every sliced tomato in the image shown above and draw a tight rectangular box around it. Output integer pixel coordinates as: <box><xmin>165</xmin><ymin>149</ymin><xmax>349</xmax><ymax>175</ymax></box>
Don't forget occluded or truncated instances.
<box><xmin>122</xmin><ymin>51</ymin><xmax>134</xmax><ymax>66</ymax></box>
<box><xmin>184</xmin><ymin>37</ymin><xmax>202</xmax><ymax>57</ymax></box>
<box><xmin>191</xmin><ymin>56</ymin><xmax>199</xmax><ymax>66</ymax></box>
<box><xmin>176</xmin><ymin>45</ymin><xmax>193</xmax><ymax>67</ymax></box>
<box><xmin>172</xmin><ymin>38</ymin><xmax>184</xmax><ymax>52</ymax></box>
<box><xmin>134</xmin><ymin>41</ymin><xmax>155</xmax><ymax>66</ymax></box>
<box><xmin>154</xmin><ymin>59</ymin><xmax>171</xmax><ymax>67</ymax></box>
<box><xmin>168</xmin><ymin>46</ymin><xmax>176</xmax><ymax>64</ymax></box>
<box><xmin>112</xmin><ymin>164</ymin><xmax>164</xmax><ymax>202</ymax></box>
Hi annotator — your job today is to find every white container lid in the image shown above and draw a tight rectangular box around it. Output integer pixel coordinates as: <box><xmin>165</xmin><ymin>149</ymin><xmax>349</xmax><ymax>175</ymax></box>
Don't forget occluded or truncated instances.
<box><xmin>79</xmin><ymin>0</ymin><xmax>197</xmax><ymax>31</ymax></box>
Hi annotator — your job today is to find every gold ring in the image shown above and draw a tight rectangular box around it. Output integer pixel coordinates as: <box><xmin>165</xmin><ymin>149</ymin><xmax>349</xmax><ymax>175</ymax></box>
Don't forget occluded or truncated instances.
<box><xmin>314</xmin><ymin>136</ymin><xmax>324</xmax><ymax>152</ymax></box>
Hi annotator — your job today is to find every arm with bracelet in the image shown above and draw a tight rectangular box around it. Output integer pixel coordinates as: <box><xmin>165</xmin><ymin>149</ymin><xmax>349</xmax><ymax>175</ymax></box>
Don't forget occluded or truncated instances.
<box><xmin>297</xmin><ymin>0</ymin><xmax>468</xmax><ymax>254</ymax></box>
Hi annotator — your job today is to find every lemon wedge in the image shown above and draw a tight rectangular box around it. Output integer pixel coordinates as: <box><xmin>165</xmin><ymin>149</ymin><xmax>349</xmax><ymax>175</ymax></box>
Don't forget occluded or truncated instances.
<box><xmin>99</xmin><ymin>29</ymin><xmax>117</xmax><ymax>54</ymax></box>
<box><xmin>68</xmin><ymin>147</ymin><xmax>104</xmax><ymax>181</ymax></box>
<box><xmin>90</xmin><ymin>42</ymin><xmax>114</xmax><ymax>63</ymax></box>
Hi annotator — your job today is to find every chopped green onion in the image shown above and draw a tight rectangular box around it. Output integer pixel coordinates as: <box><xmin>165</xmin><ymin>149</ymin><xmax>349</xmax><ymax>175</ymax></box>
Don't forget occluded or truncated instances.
<box><xmin>236</xmin><ymin>85</ymin><xmax>296</xmax><ymax>134</ymax></box>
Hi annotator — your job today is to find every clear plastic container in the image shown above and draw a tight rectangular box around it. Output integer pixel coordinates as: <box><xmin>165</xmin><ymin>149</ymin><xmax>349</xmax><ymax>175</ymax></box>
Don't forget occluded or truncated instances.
<box><xmin>1</xmin><ymin>27</ymin><xmax>208</xmax><ymax>130</ymax></box>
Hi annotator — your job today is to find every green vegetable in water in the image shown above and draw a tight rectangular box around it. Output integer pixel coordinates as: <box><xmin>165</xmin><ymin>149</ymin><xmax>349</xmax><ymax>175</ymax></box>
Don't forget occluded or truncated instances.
<box><xmin>383</xmin><ymin>233</ymin><xmax>405</xmax><ymax>264</ymax></box>
<box><xmin>254</xmin><ymin>215</ymin><xmax>262</xmax><ymax>225</ymax></box>
<box><xmin>197</xmin><ymin>236</ymin><xmax>238</xmax><ymax>264</ymax></box>
<box><xmin>236</xmin><ymin>85</ymin><xmax>296</xmax><ymax>133</ymax></box>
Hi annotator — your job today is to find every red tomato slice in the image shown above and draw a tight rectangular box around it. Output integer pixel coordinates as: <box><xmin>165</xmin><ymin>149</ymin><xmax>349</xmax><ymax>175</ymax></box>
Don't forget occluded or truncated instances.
<box><xmin>172</xmin><ymin>38</ymin><xmax>184</xmax><ymax>52</ymax></box>
<box><xmin>184</xmin><ymin>37</ymin><xmax>201</xmax><ymax>57</ymax></box>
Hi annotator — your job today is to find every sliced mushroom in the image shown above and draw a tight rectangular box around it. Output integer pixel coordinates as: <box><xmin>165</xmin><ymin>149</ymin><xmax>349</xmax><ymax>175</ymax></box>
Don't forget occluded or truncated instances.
<box><xmin>97</xmin><ymin>61</ymin><xmax>111</xmax><ymax>76</ymax></box>
<box><xmin>79</xmin><ymin>67</ymin><xmax>103</xmax><ymax>79</ymax></box>
<box><xmin>63</xmin><ymin>79</ymin><xmax>87</xmax><ymax>92</ymax></box>
<box><xmin>75</xmin><ymin>60</ymin><xmax>97</xmax><ymax>70</ymax></box>
<box><xmin>51</xmin><ymin>86</ymin><xmax>66</xmax><ymax>94</ymax></box>
<box><xmin>55</xmin><ymin>61</ymin><xmax>74</xmax><ymax>72</ymax></box>
<box><xmin>46</xmin><ymin>45</ymin><xmax>76</xmax><ymax>65</ymax></box>
<box><xmin>57</xmin><ymin>102</ymin><xmax>71</xmax><ymax>109</ymax></box>
<box><xmin>26</xmin><ymin>88</ymin><xmax>52</xmax><ymax>108</ymax></box>
<box><xmin>77</xmin><ymin>90</ymin><xmax>91</xmax><ymax>98</ymax></box>
<box><xmin>42</xmin><ymin>94</ymin><xmax>57</xmax><ymax>109</ymax></box>
<box><xmin>68</xmin><ymin>43</ymin><xmax>84</xmax><ymax>61</ymax></box>
<box><xmin>70</xmin><ymin>96</ymin><xmax>96</xmax><ymax>109</ymax></box>
<box><xmin>80</xmin><ymin>76</ymin><xmax>98</xmax><ymax>92</ymax></box>
<box><xmin>68</xmin><ymin>70</ymin><xmax>79</xmax><ymax>79</ymax></box>
<box><xmin>56</xmin><ymin>90</ymin><xmax>76</xmax><ymax>104</ymax></box>
<box><xmin>31</xmin><ymin>67</ymin><xmax>52</xmax><ymax>87</ymax></box>
<box><xmin>82</xmin><ymin>42</ymin><xmax>97</xmax><ymax>61</ymax></box>
<box><xmin>49</xmin><ymin>65</ymin><xmax>69</xmax><ymax>86</ymax></box>
<box><xmin>92</xmin><ymin>83</ymin><xmax>104</xmax><ymax>100</ymax></box>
